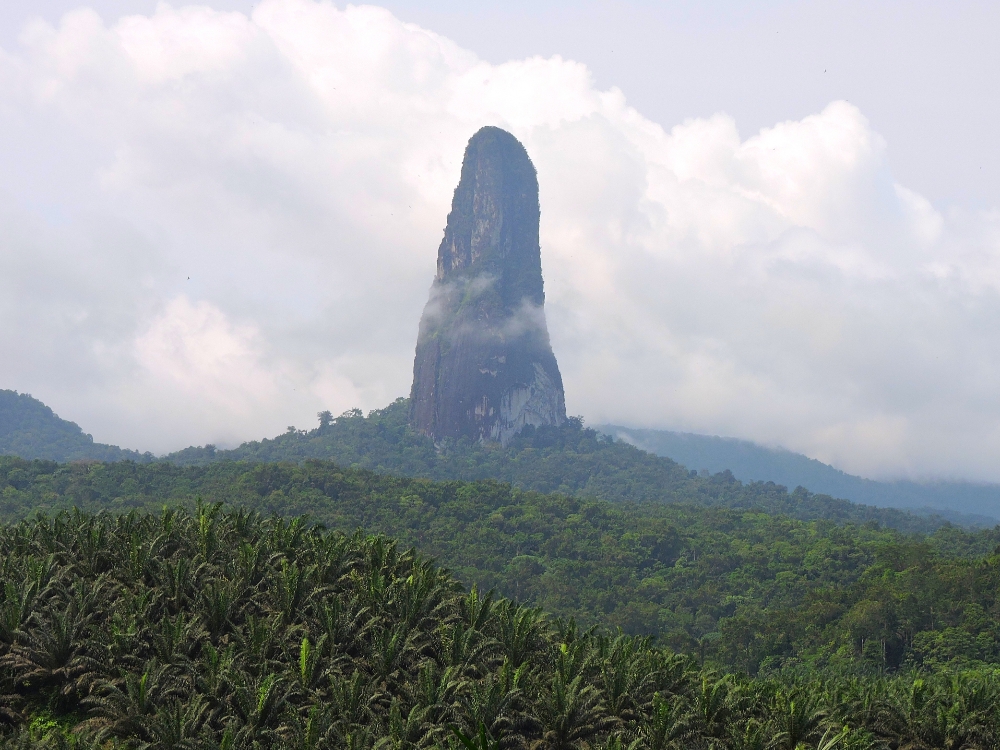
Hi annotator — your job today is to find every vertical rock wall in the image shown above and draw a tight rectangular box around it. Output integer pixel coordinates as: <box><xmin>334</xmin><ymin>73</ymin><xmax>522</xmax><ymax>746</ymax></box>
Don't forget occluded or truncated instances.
<box><xmin>409</xmin><ymin>127</ymin><xmax>567</xmax><ymax>443</ymax></box>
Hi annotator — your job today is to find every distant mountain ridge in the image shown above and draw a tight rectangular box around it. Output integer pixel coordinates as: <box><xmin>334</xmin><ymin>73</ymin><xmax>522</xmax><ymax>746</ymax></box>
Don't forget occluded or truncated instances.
<box><xmin>2</xmin><ymin>388</ymin><xmax>996</xmax><ymax>528</ymax></box>
<box><xmin>599</xmin><ymin>424</ymin><xmax>1000</xmax><ymax>523</ymax></box>
<box><xmin>162</xmin><ymin>399</ymin><xmax>988</xmax><ymax>532</ymax></box>
<box><xmin>0</xmin><ymin>390</ymin><xmax>152</xmax><ymax>463</ymax></box>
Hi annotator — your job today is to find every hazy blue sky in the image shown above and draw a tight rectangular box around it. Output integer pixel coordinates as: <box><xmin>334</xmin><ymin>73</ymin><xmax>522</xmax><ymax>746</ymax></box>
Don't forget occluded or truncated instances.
<box><xmin>1</xmin><ymin>0</ymin><xmax>999</xmax><ymax>482</ymax></box>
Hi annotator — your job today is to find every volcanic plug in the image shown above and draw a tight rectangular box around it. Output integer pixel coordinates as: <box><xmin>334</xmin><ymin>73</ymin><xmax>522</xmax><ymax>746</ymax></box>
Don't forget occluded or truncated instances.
<box><xmin>409</xmin><ymin>127</ymin><xmax>567</xmax><ymax>443</ymax></box>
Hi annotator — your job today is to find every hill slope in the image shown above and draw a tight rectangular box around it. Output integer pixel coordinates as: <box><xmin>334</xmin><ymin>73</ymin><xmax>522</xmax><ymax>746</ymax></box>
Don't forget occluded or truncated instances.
<box><xmin>164</xmin><ymin>399</ymin><xmax>959</xmax><ymax>532</ymax></box>
<box><xmin>5</xmin><ymin>390</ymin><xmax>991</xmax><ymax>528</ymax></box>
<box><xmin>4</xmin><ymin>506</ymin><xmax>998</xmax><ymax>749</ymax></box>
<box><xmin>3</xmin><ymin>454</ymin><xmax>999</xmax><ymax>674</ymax></box>
<box><xmin>0</xmin><ymin>389</ymin><xmax>152</xmax><ymax>463</ymax></box>
<box><xmin>601</xmin><ymin>424</ymin><xmax>1000</xmax><ymax>523</ymax></box>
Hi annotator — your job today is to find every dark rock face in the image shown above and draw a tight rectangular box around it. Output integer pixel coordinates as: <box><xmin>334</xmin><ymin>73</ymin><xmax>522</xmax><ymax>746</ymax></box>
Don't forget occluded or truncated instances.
<box><xmin>409</xmin><ymin>126</ymin><xmax>567</xmax><ymax>443</ymax></box>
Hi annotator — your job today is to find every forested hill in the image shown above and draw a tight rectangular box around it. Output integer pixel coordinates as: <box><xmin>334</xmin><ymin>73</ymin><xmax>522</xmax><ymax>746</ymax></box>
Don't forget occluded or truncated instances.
<box><xmin>602</xmin><ymin>423</ymin><xmax>1000</xmax><ymax>523</ymax></box>
<box><xmin>0</xmin><ymin>390</ymin><xmax>152</xmax><ymax>463</ymax></box>
<box><xmin>4</xmin><ymin>391</ymin><xmax>986</xmax><ymax>528</ymax></box>
<box><xmin>2</xmin><ymin>456</ymin><xmax>1000</xmax><ymax>676</ymax></box>
<box><xmin>166</xmin><ymin>399</ymin><xmax>969</xmax><ymax>531</ymax></box>
<box><xmin>5</xmin><ymin>507</ymin><xmax>1000</xmax><ymax>749</ymax></box>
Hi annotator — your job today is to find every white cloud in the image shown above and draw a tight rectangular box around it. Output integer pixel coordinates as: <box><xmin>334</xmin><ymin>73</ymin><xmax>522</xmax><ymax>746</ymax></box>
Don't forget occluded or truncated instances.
<box><xmin>1</xmin><ymin>0</ymin><xmax>999</xmax><ymax>481</ymax></box>
<box><xmin>134</xmin><ymin>295</ymin><xmax>285</xmax><ymax>412</ymax></box>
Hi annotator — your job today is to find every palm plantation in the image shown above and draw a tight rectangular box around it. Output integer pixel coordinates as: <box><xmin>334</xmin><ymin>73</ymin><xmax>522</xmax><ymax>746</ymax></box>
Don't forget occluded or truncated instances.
<box><xmin>1</xmin><ymin>506</ymin><xmax>998</xmax><ymax>749</ymax></box>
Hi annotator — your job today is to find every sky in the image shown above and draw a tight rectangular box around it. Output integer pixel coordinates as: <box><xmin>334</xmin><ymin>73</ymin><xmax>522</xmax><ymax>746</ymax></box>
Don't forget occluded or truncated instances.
<box><xmin>1</xmin><ymin>0</ymin><xmax>999</xmax><ymax>481</ymax></box>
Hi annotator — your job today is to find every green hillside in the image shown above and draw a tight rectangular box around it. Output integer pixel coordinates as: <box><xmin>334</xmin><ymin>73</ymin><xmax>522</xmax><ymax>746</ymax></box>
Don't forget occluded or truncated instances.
<box><xmin>165</xmin><ymin>399</ymin><xmax>956</xmax><ymax>532</ymax></box>
<box><xmin>2</xmin><ymin>455</ymin><xmax>999</xmax><ymax>675</ymax></box>
<box><xmin>0</xmin><ymin>390</ymin><xmax>152</xmax><ymax>463</ymax></box>
<box><xmin>5</xmin><ymin>392</ymin><xmax>984</xmax><ymax>529</ymax></box>
<box><xmin>602</xmin><ymin>424</ymin><xmax>1000</xmax><ymax>523</ymax></box>
<box><xmin>3</xmin><ymin>506</ymin><xmax>1000</xmax><ymax>749</ymax></box>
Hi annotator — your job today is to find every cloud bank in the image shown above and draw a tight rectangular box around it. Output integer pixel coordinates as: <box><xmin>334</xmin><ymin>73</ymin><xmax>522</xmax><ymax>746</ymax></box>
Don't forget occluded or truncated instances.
<box><xmin>1</xmin><ymin>0</ymin><xmax>999</xmax><ymax>480</ymax></box>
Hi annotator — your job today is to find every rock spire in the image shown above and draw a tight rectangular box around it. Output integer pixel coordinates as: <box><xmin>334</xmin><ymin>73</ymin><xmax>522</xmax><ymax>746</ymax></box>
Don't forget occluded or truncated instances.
<box><xmin>409</xmin><ymin>126</ymin><xmax>567</xmax><ymax>444</ymax></box>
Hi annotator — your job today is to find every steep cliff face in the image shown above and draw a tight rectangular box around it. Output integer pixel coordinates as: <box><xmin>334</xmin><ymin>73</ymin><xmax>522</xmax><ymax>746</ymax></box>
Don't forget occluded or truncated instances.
<box><xmin>409</xmin><ymin>127</ymin><xmax>566</xmax><ymax>444</ymax></box>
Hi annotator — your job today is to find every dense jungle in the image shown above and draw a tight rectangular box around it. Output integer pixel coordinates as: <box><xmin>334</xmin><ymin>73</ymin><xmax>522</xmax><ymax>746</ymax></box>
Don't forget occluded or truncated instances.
<box><xmin>3</xmin><ymin>450</ymin><xmax>1000</xmax><ymax>747</ymax></box>
<box><xmin>2</xmin><ymin>507</ymin><xmax>1000</xmax><ymax>750</ymax></box>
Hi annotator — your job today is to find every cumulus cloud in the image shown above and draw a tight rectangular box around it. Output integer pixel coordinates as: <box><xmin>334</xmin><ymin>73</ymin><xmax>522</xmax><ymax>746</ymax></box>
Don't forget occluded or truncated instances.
<box><xmin>1</xmin><ymin>0</ymin><xmax>999</xmax><ymax>480</ymax></box>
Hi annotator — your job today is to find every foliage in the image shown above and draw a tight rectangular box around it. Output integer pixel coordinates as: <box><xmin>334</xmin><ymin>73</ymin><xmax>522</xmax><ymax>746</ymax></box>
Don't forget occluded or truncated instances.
<box><xmin>2</xmin><ymin>457</ymin><xmax>1000</xmax><ymax>674</ymax></box>
<box><xmin>2</xmin><ymin>507</ymin><xmax>1000</xmax><ymax>749</ymax></box>
<box><xmin>601</xmin><ymin>424</ymin><xmax>1000</xmax><ymax>526</ymax></box>
<box><xmin>0</xmin><ymin>390</ymin><xmax>152</xmax><ymax>464</ymax></box>
<box><xmin>166</xmin><ymin>400</ymin><xmax>950</xmax><ymax>534</ymax></box>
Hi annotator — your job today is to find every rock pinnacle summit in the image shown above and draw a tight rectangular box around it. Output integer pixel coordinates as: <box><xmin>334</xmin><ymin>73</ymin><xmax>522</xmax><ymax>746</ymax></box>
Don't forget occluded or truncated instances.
<box><xmin>409</xmin><ymin>126</ymin><xmax>567</xmax><ymax>444</ymax></box>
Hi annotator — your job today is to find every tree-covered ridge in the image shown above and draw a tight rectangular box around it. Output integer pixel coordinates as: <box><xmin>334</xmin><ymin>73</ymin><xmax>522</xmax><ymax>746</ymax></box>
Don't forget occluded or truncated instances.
<box><xmin>3</xmin><ymin>507</ymin><xmax>1000</xmax><ymax>750</ymax></box>
<box><xmin>2</xmin><ymin>456</ymin><xmax>1000</xmax><ymax>676</ymax></box>
<box><xmin>600</xmin><ymin>423</ymin><xmax>1000</xmax><ymax>524</ymax></box>
<box><xmin>166</xmin><ymin>400</ymin><xmax>955</xmax><ymax>533</ymax></box>
<box><xmin>2</xmin><ymin>392</ymin><xmax>979</xmax><ymax>529</ymax></box>
<box><xmin>0</xmin><ymin>390</ymin><xmax>152</xmax><ymax>464</ymax></box>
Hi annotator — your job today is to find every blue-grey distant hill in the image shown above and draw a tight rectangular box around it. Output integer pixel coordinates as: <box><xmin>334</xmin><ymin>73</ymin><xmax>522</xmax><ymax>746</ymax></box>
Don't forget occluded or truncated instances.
<box><xmin>0</xmin><ymin>390</ymin><xmax>152</xmax><ymax>463</ymax></box>
<box><xmin>598</xmin><ymin>424</ymin><xmax>1000</xmax><ymax>523</ymax></box>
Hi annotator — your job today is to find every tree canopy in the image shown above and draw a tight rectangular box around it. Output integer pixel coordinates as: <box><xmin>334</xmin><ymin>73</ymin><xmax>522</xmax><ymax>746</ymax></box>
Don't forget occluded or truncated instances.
<box><xmin>165</xmin><ymin>400</ymin><xmax>952</xmax><ymax>534</ymax></box>
<box><xmin>3</xmin><ymin>507</ymin><xmax>1000</xmax><ymax>749</ymax></box>
<box><xmin>2</xmin><ymin>456</ymin><xmax>999</xmax><ymax>675</ymax></box>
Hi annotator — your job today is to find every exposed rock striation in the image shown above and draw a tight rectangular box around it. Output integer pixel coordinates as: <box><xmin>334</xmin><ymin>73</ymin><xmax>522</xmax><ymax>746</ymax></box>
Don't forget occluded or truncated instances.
<box><xmin>409</xmin><ymin>126</ymin><xmax>566</xmax><ymax>444</ymax></box>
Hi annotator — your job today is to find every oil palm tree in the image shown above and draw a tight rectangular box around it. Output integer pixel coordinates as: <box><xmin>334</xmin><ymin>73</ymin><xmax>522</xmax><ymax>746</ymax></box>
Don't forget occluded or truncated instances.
<box><xmin>533</xmin><ymin>670</ymin><xmax>614</xmax><ymax>750</ymax></box>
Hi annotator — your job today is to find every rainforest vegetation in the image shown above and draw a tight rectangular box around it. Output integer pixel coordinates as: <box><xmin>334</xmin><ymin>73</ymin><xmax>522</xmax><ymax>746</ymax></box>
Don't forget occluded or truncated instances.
<box><xmin>0</xmin><ymin>391</ymin><xmax>150</xmax><ymax>465</ymax></box>
<box><xmin>0</xmin><ymin>390</ymin><xmax>989</xmax><ymax>527</ymax></box>
<box><xmin>602</xmin><ymin>424</ymin><xmax>1000</xmax><ymax>525</ymax></box>
<box><xmin>2</xmin><ymin>456</ymin><xmax>1000</xmax><ymax>675</ymax></box>
<box><xmin>2</xmin><ymin>507</ymin><xmax>1000</xmax><ymax>749</ymax></box>
<box><xmin>165</xmin><ymin>401</ymin><xmax>950</xmax><ymax>533</ymax></box>
<box><xmin>5</xmin><ymin>406</ymin><xmax>1000</xmax><ymax>747</ymax></box>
